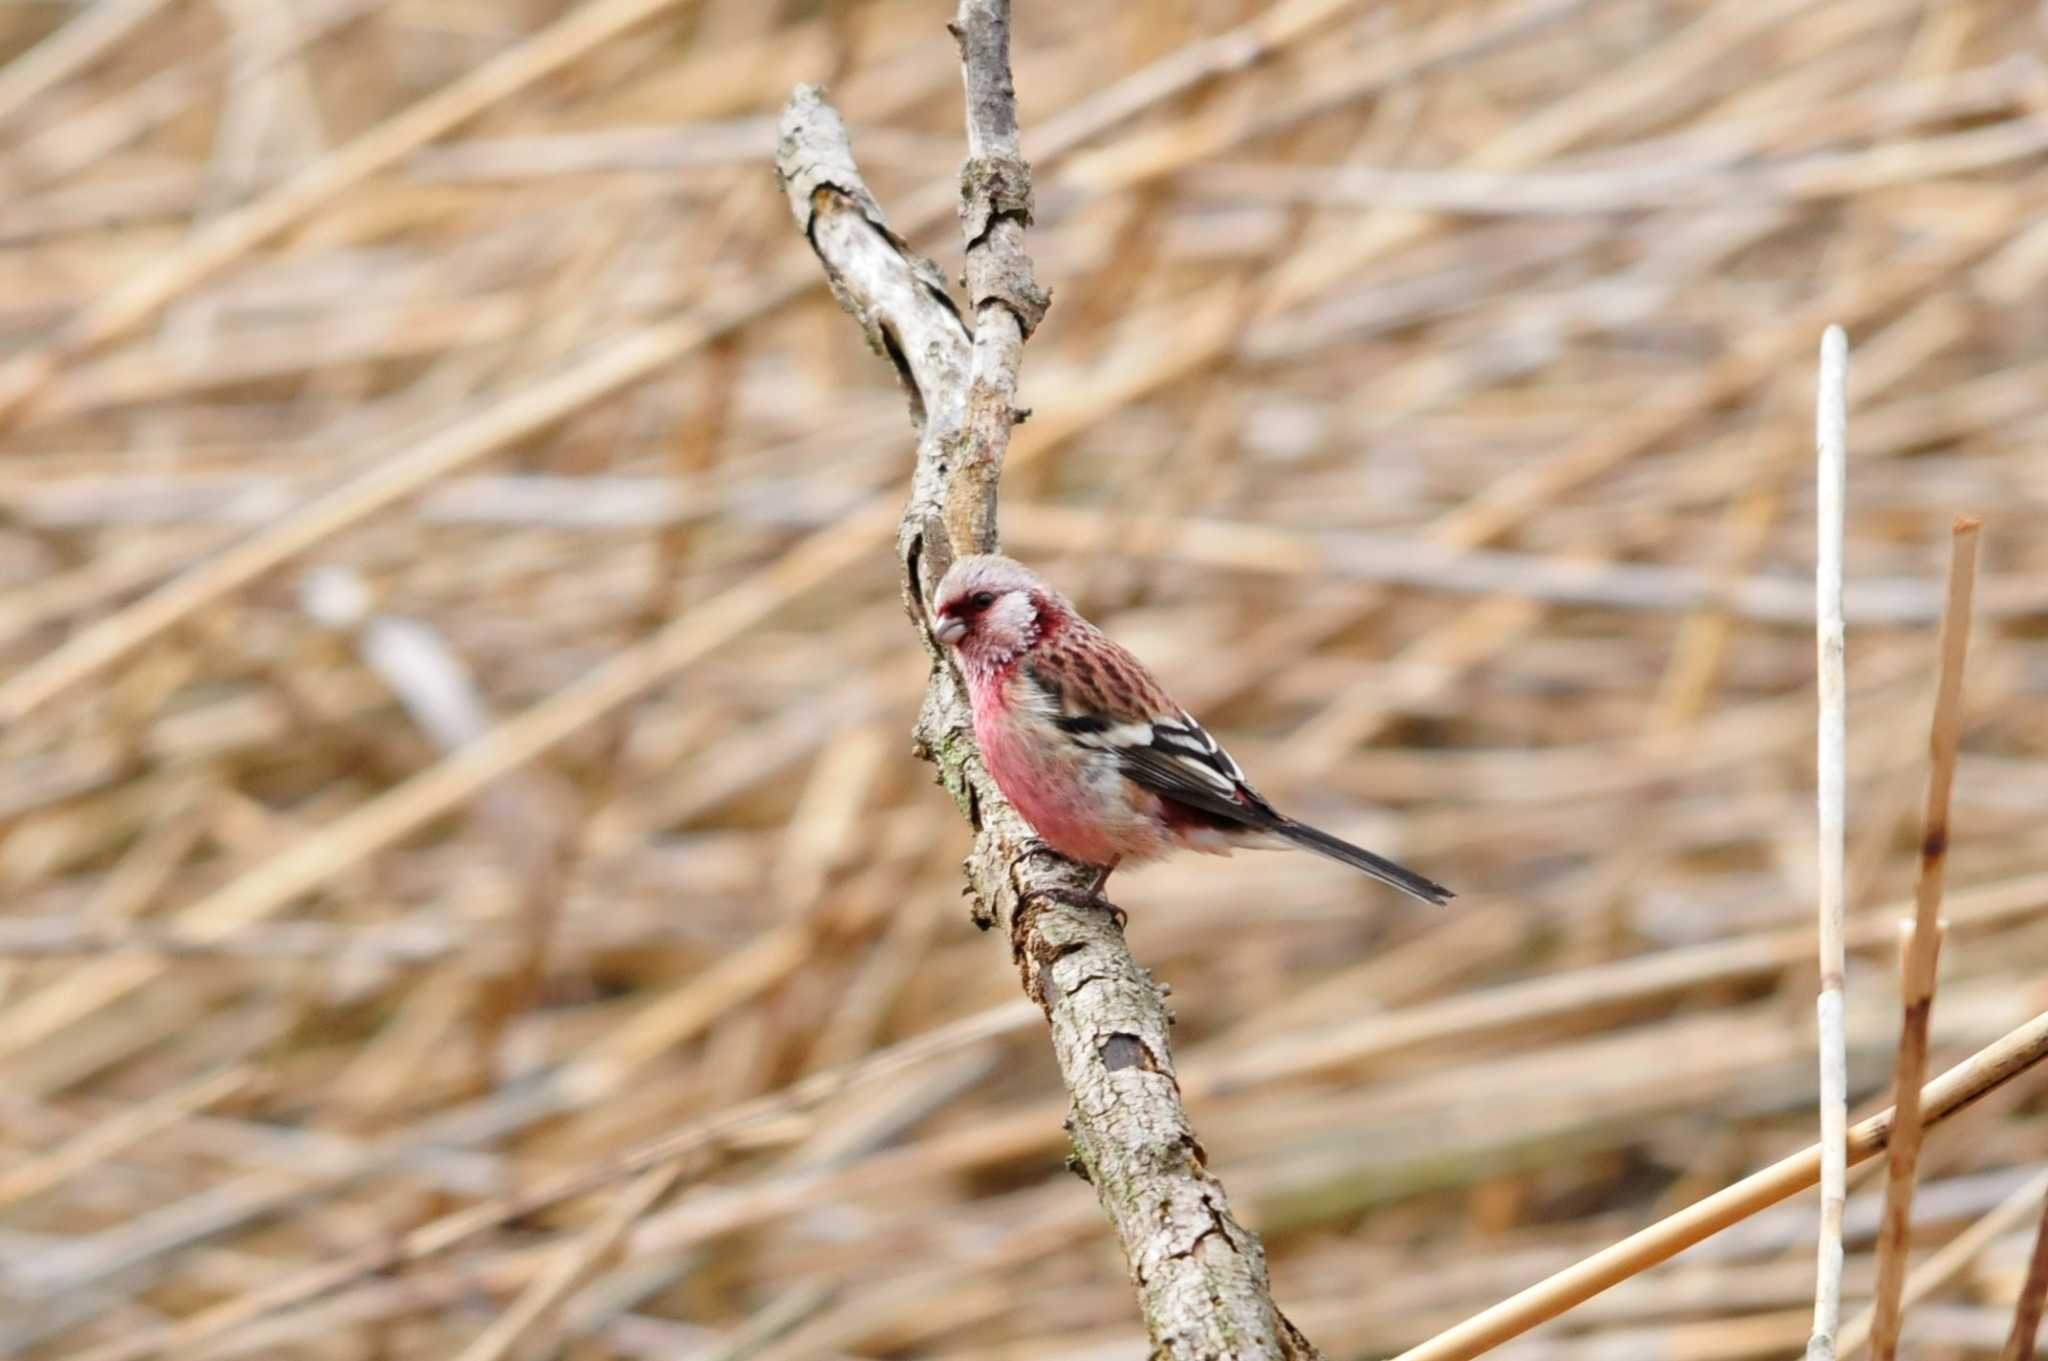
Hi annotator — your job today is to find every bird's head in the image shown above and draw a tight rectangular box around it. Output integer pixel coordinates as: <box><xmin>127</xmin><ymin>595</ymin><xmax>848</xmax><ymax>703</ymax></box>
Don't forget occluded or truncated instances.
<box><xmin>931</xmin><ymin>554</ymin><xmax>1048</xmax><ymax>666</ymax></box>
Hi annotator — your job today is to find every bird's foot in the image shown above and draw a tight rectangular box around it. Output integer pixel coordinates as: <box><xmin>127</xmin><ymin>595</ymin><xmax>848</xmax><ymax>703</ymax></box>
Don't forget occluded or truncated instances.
<box><xmin>1026</xmin><ymin>884</ymin><xmax>1127</xmax><ymax>932</ymax></box>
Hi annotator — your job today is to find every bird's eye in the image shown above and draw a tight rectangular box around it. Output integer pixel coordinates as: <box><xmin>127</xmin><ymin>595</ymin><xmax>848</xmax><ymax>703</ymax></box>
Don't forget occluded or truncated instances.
<box><xmin>970</xmin><ymin>591</ymin><xmax>997</xmax><ymax>610</ymax></box>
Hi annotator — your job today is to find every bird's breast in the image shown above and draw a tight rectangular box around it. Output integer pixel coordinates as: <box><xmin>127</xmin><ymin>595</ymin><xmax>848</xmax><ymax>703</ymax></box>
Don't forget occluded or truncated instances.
<box><xmin>969</xmin><ymin>671</ymin><xmax>1150</xmax><ymax>866</ymax></box>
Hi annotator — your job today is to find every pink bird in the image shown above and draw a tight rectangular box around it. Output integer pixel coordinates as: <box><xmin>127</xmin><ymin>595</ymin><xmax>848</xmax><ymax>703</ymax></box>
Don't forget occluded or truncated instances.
<box><xmin>929</xmin><ymin>554</ymin><xmax>1451</xmax><ymax>906</ymax></box>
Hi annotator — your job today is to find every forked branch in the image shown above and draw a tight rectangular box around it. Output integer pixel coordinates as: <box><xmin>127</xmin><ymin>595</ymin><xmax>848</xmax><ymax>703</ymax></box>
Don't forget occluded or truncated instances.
<box><xmin>774</xmin><ymin>5</ymin><xmax>1315</xmax><ymax>1357</ymax></box>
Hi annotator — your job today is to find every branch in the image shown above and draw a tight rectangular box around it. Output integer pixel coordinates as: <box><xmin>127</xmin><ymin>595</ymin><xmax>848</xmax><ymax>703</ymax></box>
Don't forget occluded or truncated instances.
<box><xmin>774</xmin><ymin>9</ymin><xmax>1314</xmax><ymax>1357</ymax></box>
<box><xmin>945</xmin><ymin>0</ymin><xmax>1048</xmax><ymax>553</ymax></box>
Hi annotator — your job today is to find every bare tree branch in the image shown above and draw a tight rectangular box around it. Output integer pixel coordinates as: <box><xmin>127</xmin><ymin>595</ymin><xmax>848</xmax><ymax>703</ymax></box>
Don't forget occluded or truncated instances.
<box><xmin>944</xmin><ymin>0</ymin><xmax>1048</xmax><ymax>554</ymax></box>
<box><xmin>774</xmin><ymin>6</ymin><xmax>1316</xmax><ymax>1356</ymax></box>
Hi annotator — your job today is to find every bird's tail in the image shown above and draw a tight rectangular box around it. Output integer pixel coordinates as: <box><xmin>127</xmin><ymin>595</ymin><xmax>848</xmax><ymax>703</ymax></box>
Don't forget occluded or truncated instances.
<box><xmin>1273</xmin><ymin>818</ymin><xmax>1453</xmax><ymax>906</ymax></box>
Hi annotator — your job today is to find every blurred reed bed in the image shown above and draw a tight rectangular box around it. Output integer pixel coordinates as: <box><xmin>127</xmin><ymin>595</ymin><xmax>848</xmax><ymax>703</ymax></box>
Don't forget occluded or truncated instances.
<box><xmin>1</xmin><ymin>0</ymin><xmax>2047</xmax><ymax>1357</ymax></box>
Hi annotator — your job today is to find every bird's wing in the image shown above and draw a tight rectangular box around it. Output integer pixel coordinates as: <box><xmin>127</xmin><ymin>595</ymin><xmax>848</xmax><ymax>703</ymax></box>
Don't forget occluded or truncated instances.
<box><xmin>1025</xmin><ymin>628</ymin><xmax>1276</xmax><ymax>830</ymax></box>
<box><xmin>1023</xmin><ymin>613</ymin><xmax>1453</xmax><ymax>904</ymax></box>
<box><xmin>1104</xmin><ymin>712</ymin><xmax>1279</xmax><ymax>829</ymax></box>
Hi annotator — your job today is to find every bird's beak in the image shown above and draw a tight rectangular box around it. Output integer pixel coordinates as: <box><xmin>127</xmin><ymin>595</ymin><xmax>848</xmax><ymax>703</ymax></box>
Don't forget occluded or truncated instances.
<box><xmin>933</xmin><ymin>615</ymin><xmax>967</xmax><ymax>645</ymax></box>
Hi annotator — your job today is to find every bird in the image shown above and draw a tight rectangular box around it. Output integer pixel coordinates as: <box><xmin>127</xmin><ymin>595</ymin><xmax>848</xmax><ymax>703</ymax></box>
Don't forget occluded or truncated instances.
<box><xmin>928</xmin><ymin>553</ymin><xmax>1451</xmax><ymax>907</ymax></box>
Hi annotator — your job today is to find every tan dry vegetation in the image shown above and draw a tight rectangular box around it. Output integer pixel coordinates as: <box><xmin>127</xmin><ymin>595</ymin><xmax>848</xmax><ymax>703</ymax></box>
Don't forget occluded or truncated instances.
<box><xmin>1</xmin><ymin>1</ymin><xmax>2047</xmax><ymax>1358</ymax></box>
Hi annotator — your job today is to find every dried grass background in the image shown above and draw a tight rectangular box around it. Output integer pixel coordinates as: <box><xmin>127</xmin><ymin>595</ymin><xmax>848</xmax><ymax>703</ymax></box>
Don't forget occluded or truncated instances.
<box><xmin>3</xmin><ymin>1</ymin><xmax>2048</xmax><ymax>1357</ymax></box>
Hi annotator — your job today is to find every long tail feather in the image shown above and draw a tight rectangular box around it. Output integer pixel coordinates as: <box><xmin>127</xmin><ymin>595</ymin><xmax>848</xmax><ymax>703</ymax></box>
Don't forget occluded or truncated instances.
<box><xmin>1274</xmin><ymin>818</ymin><xmax>1453</xmax><ymax>906</ymax></box>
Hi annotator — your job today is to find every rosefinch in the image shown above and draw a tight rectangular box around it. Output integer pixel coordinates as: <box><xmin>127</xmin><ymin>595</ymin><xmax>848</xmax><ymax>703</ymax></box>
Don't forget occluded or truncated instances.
<box><xmin>930</xmin><ymin>554</ymin><xmax>1451</xmax><ymax>906</ymax></box>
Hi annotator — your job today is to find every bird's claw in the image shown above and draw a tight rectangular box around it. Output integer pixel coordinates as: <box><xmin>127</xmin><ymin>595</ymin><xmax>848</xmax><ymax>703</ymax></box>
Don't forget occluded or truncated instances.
<box><xmin>1026</xmin><ymin>884</ymin><xmax>1126</xmax><ymax>931</ymax></box>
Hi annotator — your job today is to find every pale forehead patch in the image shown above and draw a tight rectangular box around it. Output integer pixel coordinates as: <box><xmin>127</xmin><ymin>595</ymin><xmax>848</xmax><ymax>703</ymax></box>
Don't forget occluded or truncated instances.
<box><xmin>940</xmin><ymin>553</ymin><xmax>1041</xmax><ymax>600</ymax></box>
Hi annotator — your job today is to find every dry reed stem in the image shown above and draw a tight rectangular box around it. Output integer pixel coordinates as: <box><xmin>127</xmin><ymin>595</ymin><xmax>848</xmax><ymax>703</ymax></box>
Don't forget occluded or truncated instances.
<box><xmin>1810</xmin><ymin>320</ymin><xmax>1850</xmax><ymax>1361</ymax></box>
<box><xmin>449</xmin><ymin>1161</ymin><xmax>682</xmax><ymax>1361</ymax></box>
<box><xmin>62</xmin><ymin>861</ymin><xmax>2039</xmax><ymax>1351</ymax></box>
<box><xmin>2004</xmin><ymin>1188</ymin><xmax>2048</xmax><ymax>1361</ymax></box>
<box><xmin>0</xmin><ymin>499</ymin><xmax>887</xmax><ymax>1068</ymax></box>
<box><xmin>0</xmin><ymin>0</ymin><xmax>700</xmax><ymax>426</ymax></box>
<box><xmin>1867</xmin><ymin>513</ymin><xmax>1982</xmax><ymax>1360</ymax></box>
<box><xmin>0</xmin><ymin>0</ymin><xmax>176</xmax><ymax>127</ymax></box>
<box><xmin>5</xmin><ymin>5</ymin><xmax>2048</xmax><ymax>1358</ymax></box>
<box><xmin>0</xmin><ymin>264</ymin><xmax>815</xmax><ymax>728</ymax></box>
<box><xmin>60</xmin><ymin>1000</ymin><xmax>1038</xmax><ymax>1361</ymax></box>
<box><xmin>0</xmin><ymin>1065</ymin><xmax>249</xmax><ymax>1209</ymax></box>
<box><xmin>1394</xmin><ymin>1006</ymin><xmax>2048</xmax><ymax>1361</ymax></box>
<box><xmin>1846</xmin><ymin>1166</ymin><xmax>2048</xmax><ymax>1357</ymax></box>
<box><xmin>0</xmin><ymin>0</ymin><xmax>1408</xmax><ymax>731</ymax></box>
